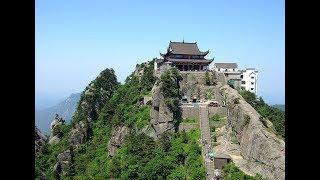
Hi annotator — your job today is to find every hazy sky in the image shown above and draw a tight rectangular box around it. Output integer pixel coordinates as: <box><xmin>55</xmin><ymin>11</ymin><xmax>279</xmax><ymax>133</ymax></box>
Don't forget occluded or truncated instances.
<box><xmin>35</xmin><ymin>0</ymin><xmax>284</xmax><ymax>105</ymax></box>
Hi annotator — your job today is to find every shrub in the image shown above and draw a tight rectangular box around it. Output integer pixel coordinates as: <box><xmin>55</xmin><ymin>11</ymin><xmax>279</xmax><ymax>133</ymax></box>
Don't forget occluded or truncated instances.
<box><xmin>183</xmin><ymin>118</ymin><xmax>197</xmax><ymax>124</ymax></box>
<box><xmin>241</xmin><ymin>90</ymin><xmax>285</xmax><ymax>138</ymax></box>
<box><xmin>230</xmin><ymin>131</ymin><xmax>239</xmax><ymax>145</ymax></box>
<box><xmin>259</xmin><ymin>116</ymin><xmax>268</xmax><ymax>127</ymax></box>
<box><xmin>212</xmin><ymin>134</ymin><xmax>217</xmax><ymax>142</ymax></box>
<box><xmin>233</xmin><ymin>97</ymin><xmax>240</xmax><ymax>104</ymax></box>
<box><xmin>223</xmin><ymin>162</ymin><xmax>263</xmax><ymax>180</ymax></box>
<box><xmin>209</xmin><ymin>114</ymin><xmax>221</xmax><ymax>122</ymax></box>
<box><xmin>241</xmin><ymin>114</ymin><xmax>250</xmax><ymax>128</ymax></box>
<box><xmin>205</xmin><ymin>71</ymin><xmax>211</xmax><ymax>85</ymax></box>
<box><xmin>205</xmin><ymin>90</ymin><xmax>214</xmax><ymax>100</ymax></box>
<box><xmin>210</xmin><ymin>126</ymin><xmax>216</xmax><ymax>133</ymax></box>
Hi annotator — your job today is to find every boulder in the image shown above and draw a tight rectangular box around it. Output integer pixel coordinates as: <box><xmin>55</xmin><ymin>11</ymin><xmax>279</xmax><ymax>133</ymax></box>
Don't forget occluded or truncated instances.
<box><xmin>53</xmin><ymin>150</ymin><xmax>72</xmax><ymax>178</ymax></box>
<box><xmin>49</xmin><ymin>114</ymin><xmax>65</xmax><ymax>144</ymax></box>
<box><xmin>69</xmin><ymin>121</ymin><xmax>88</xmax><ymax>148</ymax></box>
<box><xmin>49</xmin><ymin>136</ymin><xmax>61</xmax><ymax>145</ymax></box>
<box><xmin>107</xmin><ymin>126</ymin><xmax>129</xmax><ymax>157</ymax></box>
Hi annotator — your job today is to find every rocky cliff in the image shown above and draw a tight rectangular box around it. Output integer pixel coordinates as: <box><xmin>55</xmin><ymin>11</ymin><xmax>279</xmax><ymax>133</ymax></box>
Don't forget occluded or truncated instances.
<box><xmin>49</xmin><ymin>114</ymin><xmax>65</xmax><ymax>145</ymax></box>
<box><xmin>216</xmin><ymin>83</ymin><xmax>285</xmax><ymax>180</ymax></box>
<box><xmin>35</xmin><ymin>126</ymin><xmax>48</xmax><ymax>157</ymax></box>
<box><xmin>150</xmin><ymin>84</ymin><xmax>175</xmax><ymax>138</ymax></box>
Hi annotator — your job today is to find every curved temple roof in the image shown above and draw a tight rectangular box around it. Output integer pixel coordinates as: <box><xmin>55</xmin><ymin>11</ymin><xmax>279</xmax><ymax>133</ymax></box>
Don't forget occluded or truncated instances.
<box><xmin>161</xmin><ymin>41</ymin><xmax>209</xmax><ymax>56</ymax></box>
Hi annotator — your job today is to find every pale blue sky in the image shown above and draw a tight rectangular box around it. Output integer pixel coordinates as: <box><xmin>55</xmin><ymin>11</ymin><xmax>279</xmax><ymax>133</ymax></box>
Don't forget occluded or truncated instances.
<box><xmin>35</xmin><ymin>0</ymin><xmax>284</xmax><ymax>106</ymax></box>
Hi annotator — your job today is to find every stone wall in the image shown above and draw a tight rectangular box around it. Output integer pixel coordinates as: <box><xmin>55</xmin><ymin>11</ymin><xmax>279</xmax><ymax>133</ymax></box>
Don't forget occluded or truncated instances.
<box><xmin>208</xmin><ymin>107</ymin><xmax>227</xmax><ymax>117</ymax></box>
<box><xmin>181</xmin><ymin>106</ymin><xmax>199</xmax><ymax>119</ymax></box>
<box><xmin>178</xmin><ymin>123</ymin><xmax>198</xmax><ymax>132</ymax></box>
<box><xmin>179</xmin><ymin>71</ymin><xmax>217</xmax><ymax>102</ymax></box>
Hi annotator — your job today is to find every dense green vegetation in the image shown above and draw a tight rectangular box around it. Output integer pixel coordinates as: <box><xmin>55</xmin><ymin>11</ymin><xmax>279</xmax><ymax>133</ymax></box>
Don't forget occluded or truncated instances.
<box><xmin>72</xmin><ymin>68</ymin><xmax>119</xmax><ymax>126</ymax></box>
<box><xmin>209</xmin><ymin>114</ymin><xmax>227</xmax><ymax>129</ymax></box>
<box><xmin>181</xmin><ymin>118</ymin><xmax>198</xmax><ymax>124</ymax></box>
<box><xmin>240</xmin><ymin>90</ymin><xmax>285</xmax><ymax>138</ymax></box>
<box><xmin>273</xmin><ymin>104</ymin><xmax>285</xmax><ymax>112</ymax></box>
<box><xmin>69</xmin><ymin>61</ymin><xmax>157</xmax><ymax>178</ymax></box>
<box><xmin>223</xmin><ymin>162</ymin><xmax>264</xmax><ymax>180</ymax></box>
<box><xmin>108</xmin><ymin>129</ymin><xmax>205</xmax><ymax>179</ymax></box>
<box><xmin>35</xmin><ymin>124</ymin><xmax>72</xmax><ymax>179</ymax></box>
<box><xmin>159</xmin><ymin>68</ymin><xmax>182</xmax><ymax>127</ymax></box>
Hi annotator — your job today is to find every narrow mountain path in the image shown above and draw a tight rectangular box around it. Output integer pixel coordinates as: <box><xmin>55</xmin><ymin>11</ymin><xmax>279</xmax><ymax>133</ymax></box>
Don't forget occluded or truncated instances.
<box><xmin>199</xmin><ymin>105</ymin><xmax>214</xmax><ymax>180</ymax></box>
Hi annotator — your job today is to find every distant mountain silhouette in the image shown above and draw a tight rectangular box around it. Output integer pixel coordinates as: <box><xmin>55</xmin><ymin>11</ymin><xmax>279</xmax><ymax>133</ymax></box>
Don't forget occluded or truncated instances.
<box><xmin>35</xmin><ymin>93</ymin><xmax>81</xmax><ymax>134</ymax></box>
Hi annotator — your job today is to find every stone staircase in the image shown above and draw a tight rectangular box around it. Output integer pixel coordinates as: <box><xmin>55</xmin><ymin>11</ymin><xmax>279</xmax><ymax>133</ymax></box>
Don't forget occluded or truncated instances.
<box><xmin>199</xmin><ymin>105</ymin><xmax>215</xmax><ymax>179</ymax></box>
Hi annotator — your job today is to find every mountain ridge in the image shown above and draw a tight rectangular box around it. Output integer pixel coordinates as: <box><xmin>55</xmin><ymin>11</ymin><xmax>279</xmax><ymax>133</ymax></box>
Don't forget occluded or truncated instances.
<box><xmin>35</xmin><ymin>60</ymin><xmax>284</xmax><ymax>179</ymax></box>
<box><xmin>35</xmin><ymin>93</ymin><xmax>81</xmax><ymax>133</ymax></box>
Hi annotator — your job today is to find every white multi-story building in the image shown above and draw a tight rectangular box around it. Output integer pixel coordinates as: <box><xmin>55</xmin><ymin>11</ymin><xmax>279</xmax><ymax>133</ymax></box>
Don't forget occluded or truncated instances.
<box><xmin>240</xmin><ymin>68</ymin><xmax>258</xmax><ymax>95</ymax></box>
<box><xmin>214</xmin><ymin>63</ymin><xmax>242</xmax><ymax>89</ymax></box>
<box><xmin>213</xmin><ymin>63</ymin><xmax>259</xmax><ymax>95</ymax></box>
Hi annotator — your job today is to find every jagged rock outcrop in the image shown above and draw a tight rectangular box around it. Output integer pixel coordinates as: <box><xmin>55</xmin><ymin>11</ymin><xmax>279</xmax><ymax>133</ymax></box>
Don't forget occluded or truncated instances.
<box><xmin>54</xmin><ymin>150</ymin><xmax>73</xmax><ymax>178</ymax></box>
<box><xmin>69</xmin><ymin>121</ymin><xmax>89</xmax><ymax>148</ymax></box>
<box><xmin>219</xmin><ymin>84</ymin><xmax>285</xmax><ymax>180</ymax></box>
<box><xmin>35</xmin><ymin>126</ymin><xmax>48</xmax><ymax>157</ymax></box>
<box><xmin>107</xmin><ymin>126</ymin><xmax>129</xmax><ymax>157</ymax></box>
<box><xmin>134</xmin><ymin>62</ymin><xmax>149</xmax><ymax>79</ymax></box>
<box><xmin>150</xmin><ymin>84</ymin><xmax>175</xmax><ymax>138</ymax></box>
<box><xmin>49</xmin><ymin>114</ymin><xmax>65</xmax><ymax>145</ymax></box>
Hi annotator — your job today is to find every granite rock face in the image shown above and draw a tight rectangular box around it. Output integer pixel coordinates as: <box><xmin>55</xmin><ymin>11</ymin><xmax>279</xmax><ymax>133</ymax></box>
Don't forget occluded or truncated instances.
<box><xmin>107</xmin><ymin>126</ymin><xmax>129</xmax><ymax>157</ymax></box>
<box><xmin>69</xmin><ymin>121</ymin><xmax>88</xmax><ymax>148</ymax></box>
<box><xmin>219</xmin><ymin>84</ymin><xmax>285</xmax><ymax>180</ymax></box>
<box><xmin>49</xmin><ymin>114</ymin><xmax>65</xmax><ymax>145</ymax></box>
<box><xmin>35</xmin><ymin>126</ymin><xmax>48</xmax><ymax>157</ymax></box>
<box><xmin>54</xmin><ymin>150</ymin><xmax>73</xmax><ymax>178</ymax></box>
<box><xmin>49</xmin><ymin>136</ymin><xmax>61</xmax><ymax>145</ymax></box>
<box><xmin>150</xmin><ymin>84</ymin><xmax>175</xmax><ymax>138</ymax></box>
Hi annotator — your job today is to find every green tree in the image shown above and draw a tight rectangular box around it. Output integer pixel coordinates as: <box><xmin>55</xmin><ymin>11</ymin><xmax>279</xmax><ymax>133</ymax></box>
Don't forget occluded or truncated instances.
<box><xmin>205</xmin><ymin>71</ymin><xmax>211</xmax><ymax>85</ymax></box>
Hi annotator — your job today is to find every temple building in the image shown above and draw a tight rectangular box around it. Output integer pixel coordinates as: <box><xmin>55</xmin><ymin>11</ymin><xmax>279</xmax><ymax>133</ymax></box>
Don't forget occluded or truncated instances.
<box><xmin>155</xmin><ymin>41</ymin><xmax>213</xmax><ymax>72</ymax></box>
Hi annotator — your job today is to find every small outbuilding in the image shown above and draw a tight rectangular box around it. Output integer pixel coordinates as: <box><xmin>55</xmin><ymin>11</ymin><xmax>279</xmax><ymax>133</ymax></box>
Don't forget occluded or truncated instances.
<box><xmin>214</xmin><ymin>153</ymin><xmax>232</xmax><ymax>170</ymax></box>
